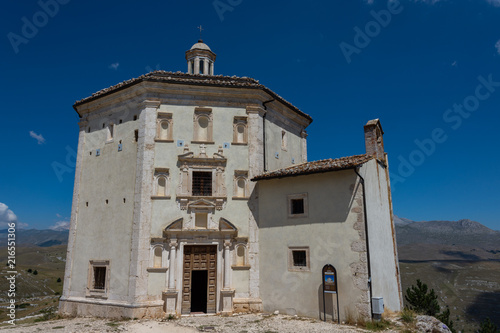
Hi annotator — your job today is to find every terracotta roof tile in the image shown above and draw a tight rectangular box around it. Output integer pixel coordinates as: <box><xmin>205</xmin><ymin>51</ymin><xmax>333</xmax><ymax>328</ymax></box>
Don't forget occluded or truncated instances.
<box><xmin>252</xmin><ymin>154</ymin><xmax>373</xmax><ymax>181</ymax></box>
<box><xmin>73</xmin><ymin>71</ymin><xmax>312</xmax><ymax>122</ymax></box>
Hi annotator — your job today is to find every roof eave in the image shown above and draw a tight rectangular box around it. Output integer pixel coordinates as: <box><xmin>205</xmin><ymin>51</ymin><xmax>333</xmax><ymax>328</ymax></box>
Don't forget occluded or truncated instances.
<box><xmin>72</xmin><ymin>73</ymin><xmax>313</xmax><ymax>123</ymax></box>
<box><xmin>251</xmin><ymin>165</ymin><xmax>367</xmax><ymax>182</ymax></box>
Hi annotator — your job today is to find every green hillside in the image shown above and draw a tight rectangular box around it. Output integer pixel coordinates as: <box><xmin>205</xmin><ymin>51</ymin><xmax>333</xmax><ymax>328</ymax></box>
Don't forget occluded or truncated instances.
<box><xmin>0</xmin><ymin>245</ymin><xmax>66</xmax><ymax>325</ymax></box>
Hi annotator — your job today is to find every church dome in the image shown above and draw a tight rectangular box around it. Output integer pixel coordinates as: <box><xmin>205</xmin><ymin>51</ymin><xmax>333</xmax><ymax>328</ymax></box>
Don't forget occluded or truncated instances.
<box><xmin>186</xmin><ymin>39</ymin><xmax>216</xmax><ymax>75</ymax></box>
<box><xmin>190</xmin><ymin>40</ymin><xmax>212</xmax><ymax>51</ymax></box>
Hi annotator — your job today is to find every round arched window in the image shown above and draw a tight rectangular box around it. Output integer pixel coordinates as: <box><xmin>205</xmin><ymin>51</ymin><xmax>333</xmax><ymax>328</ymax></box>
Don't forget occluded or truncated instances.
<box><xmin>154</xmin><ymin>247</ymin><xmax>162</xmax><ymax>268</ymax></box>
<box><xmin>236</xmin><ymin>245</ymin><xmax>245</xmax><ymax>266</ymax></box>
<box><xmin>236</xmin><ymin>124</ymin><xmax>245</xmax><ymax>142</ymax></box>
<box><xmin>157</xmin><ymin>177</ymin><xmax>166</xmax><ymax>196</ymax></box>
<box><xmin>237</xmin><ymin>178</ymin><xmax>245</xmax><ymax>197</ymax></box>
<box><xmin>197</xmin><ymin>116</ymin><xmax>209</xmax><ymax>141</ymax></box>
<box><xmin>160</xmin><ymin>121</ymin><xmax>169</xmax><ymax>140</ymax></box>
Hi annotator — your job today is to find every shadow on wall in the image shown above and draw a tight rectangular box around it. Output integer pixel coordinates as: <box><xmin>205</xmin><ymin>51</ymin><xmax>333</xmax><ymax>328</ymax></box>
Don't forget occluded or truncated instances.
<box><xmin>253</xmin><ymin>171</ymin><xmax>358</xmax><ymax>229</ymax></box>
<box><xmin>317</xmin><ymin>284</ymin><xmax>338</xmax><ymax>322</ymax></box>
<box><xmin>465</xmin><ymin>291</ymin><xmax>500</xmax><ymax>327</ymax></box>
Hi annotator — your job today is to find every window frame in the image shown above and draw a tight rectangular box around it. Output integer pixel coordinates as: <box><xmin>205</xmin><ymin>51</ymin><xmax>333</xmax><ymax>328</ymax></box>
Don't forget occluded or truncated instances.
<box><xmin>288</xmin><ymin>247</ymin><xmax>310</xmax><ymax>272</ymax></box>
<box><xmin>147</xmin><ymin>243</ymin><xmax>168</xmax><ymax>272</ymax></box>
<box><xmin>87</xmin><ymin>260</ymin><xmax>110</xmax><ymax>298</ymax></box>
<box><xmin>287</xmin><ymin>193</ymin><xmax>308</xmax><ymax>218</ymax></box>
<box><xmin>232</xmin><ymin>116</ymin><xmax>248</xmax><ymax>145</ymax></box>
<box><xmin>233</xmin><ymin>170</ymin><xmax>249</xmax><ymax>199</ymax></box>
<box><xmin>192</xmin><ymin>170</ymin><xmax>213</xmax><ymax>197</ymax></box>
<box><xmin>155</xmin><ymin>112</ymin><xmax>173</xmax><ymax>142</ymax></box>
<box><xmin>152</xmin><ymin>168</ymin><xmax>170</xmax><ymax>199</ymax></box>
<box><xmin>192</xmin><ymin>108</ymin><xmax>214</xmax><ymax>144</ymax></box>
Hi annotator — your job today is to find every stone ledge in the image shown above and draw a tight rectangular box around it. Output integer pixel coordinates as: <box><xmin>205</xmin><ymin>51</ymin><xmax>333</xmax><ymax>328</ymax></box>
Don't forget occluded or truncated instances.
<box><xmin>231</xmin><ymin>265</ymin><xmax>251</xmax><ymax>270</ymax></box>
<box><xmin>147</xmin><ymin>267</ymin><xmax>168</xmax><ymax>273</ymax></box>
<box><xmin>151</xmin><ymin>196</ymin><xmax>171</xmax><ymax>200</ymax></box>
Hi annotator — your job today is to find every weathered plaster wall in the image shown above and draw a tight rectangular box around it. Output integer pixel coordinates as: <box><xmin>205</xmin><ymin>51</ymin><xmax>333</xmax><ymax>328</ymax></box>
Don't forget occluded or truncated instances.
<box><xmin>264</xmin><ymin>106</ymin><xmax>305</xmax><ymax>172</ymax></box>
<box><xmin>67</xmin><ymin>108</ymin><xmax>139</xmax><ymax>301</ymax></box>
<box><xmin>257</xmin><ymin>170</ymin><xmax>371</xmax><ymax>321</ymax></box>
<box><xmin>359</xmin><ymin>159</ymin><xmax>402</xmax><ymax>312</ymax></box>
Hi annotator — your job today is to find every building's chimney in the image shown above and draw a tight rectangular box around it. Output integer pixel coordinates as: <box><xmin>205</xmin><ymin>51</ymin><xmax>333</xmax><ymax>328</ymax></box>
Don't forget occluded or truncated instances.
<box><xmin>364</xmin><ymin>119</ymin><xmax>385</xmax><ymax>160</ymax></box>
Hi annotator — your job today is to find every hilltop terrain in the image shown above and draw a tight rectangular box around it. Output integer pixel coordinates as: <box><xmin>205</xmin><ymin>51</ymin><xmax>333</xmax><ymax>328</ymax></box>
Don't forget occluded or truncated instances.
<box><xmin>395</xmin><ymin>217</ymin><xmax>500</xmax><ymax>332</ymax></box>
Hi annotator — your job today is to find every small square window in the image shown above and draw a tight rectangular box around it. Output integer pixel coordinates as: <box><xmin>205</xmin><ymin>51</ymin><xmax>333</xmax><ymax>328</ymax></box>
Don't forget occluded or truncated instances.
<box><xmin>291</xmin><ymin>199</ymin><xmax>304</xmax><ymax>215</ymax></box>
<box><xmin>288</xmin><ymin>247</ymin><xmax>310</xmax><ymax>271</ymax></box>
<box><xmin>292</xmin><ymin>250</ymin><xmax>307</xmax><ymax>267</ymax></box>
<box><xmin>288</xmin><ymin>193</ymin><xmax>308</xmax><ymax>218</ymax></box>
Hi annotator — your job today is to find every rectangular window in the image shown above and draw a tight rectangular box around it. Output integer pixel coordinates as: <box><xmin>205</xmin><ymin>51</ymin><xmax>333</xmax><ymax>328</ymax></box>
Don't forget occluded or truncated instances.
<box><xmin>192</xmin><ymin>171</ymin><xmax>212</xmax><ymax>196</ymax></box>
<box><xmin>288</xmin><ymin>193</ymin><xmax>308</xmax><ymax>218</ymax></box>
<box><xmin>291</xmin><ymin>199</ymin><xmax>304</xmax><ymax>215</ymax></box>
<box><xmin>292</xmin><ymin>250</ymin><xmax>307</xmax><ymax>267</ymax></box>
<box><xmin>288</xmin><ymin>247</ymin><xmax>310</xmax><ymax>271</ymax></box>
<box><xmin>93</xmin><ymin>267</ymin><xmax>106</xmax><ymax>290</ymax></box>
<box><xmin>87</xmin><ymin>260</ymin><xmax>109</xmax><ymax>297</ymax></box>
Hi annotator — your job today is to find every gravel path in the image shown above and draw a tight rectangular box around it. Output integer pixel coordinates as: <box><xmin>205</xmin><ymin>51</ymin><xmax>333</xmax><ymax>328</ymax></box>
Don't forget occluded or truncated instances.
<box><xmin>0</xmin><ymin>313</ymin><xmax>385</xmax><ymax>333</ymax></box>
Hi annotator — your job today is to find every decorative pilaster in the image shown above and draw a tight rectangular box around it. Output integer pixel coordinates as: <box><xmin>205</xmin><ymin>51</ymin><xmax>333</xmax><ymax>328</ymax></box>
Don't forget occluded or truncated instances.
<box><xmin>163</xmin><ymin>238</ymin><xmax>178</xmax><ymax>316</ymax></box>
<box><xmin>60</xmin><ymin>124</ymin><xmax>86</xmax><ymax>302</ymax></box>
<box><xmin>168</xmin><ymin>239</ymin><xmax>177</xmax><ymax>290</ymax></box>
<box><xmin>221</xmin><ymin>238</ymin><xmax>235</xmax><ymax>314</ymax></box>
<box><xmin>204</xmin><ymin>58</ymin><xmax>209</xmax><ymax>75</ymax></box>
<box><xmin>301</xmin><ymin>129</ymin><xmax>308</xmax><ymax>163</ymax></box>
<box><xmin>223</xmin><ymin>238</ymin><xmax>232</xmax><ymax>289</ymax></box>
<box><xmin>128</xmin><ymin>99</ymin><xmax>160</xmax><ymax>304</ymax></box>
<box><xmin>246</xmin><ymin>105</ymin><xmax>266</xmax><ymax>179</ymax></box>
<box><xmin>246</xmin><ymin>105</ymin><xmax>266</xmax><ymax>302</ymax></box>
<box><xmin>194</xmin><ymin>59</ymin><xmax>200</xmax><ymax>75</ymax></box>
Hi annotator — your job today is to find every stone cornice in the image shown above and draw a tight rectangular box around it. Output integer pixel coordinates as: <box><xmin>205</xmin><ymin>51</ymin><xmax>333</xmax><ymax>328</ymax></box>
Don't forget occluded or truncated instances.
<box><xmin>140</xmin><ymin>99</ymin><xmax>161</xmax><ymax>109</ymax></box>
<box><xmin>246</xmin><ymin>105</ymin><xmax>266</xmax><ymax>116</ymax></box>
<box><xmin>72</xmin><ymin>71</ymin><xmax>312</xmax><ymax>124</ymax></box>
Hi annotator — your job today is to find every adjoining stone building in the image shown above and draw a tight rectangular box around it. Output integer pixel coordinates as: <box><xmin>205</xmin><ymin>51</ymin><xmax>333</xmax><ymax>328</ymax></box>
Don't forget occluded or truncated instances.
<box><xmin>59</xmin><ymin>40</ymin><xmax>402</xmax><ymax>321</ymax></box>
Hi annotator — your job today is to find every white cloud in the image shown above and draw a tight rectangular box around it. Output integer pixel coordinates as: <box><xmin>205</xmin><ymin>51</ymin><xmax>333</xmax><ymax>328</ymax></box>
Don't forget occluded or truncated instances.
<box><xmin>486</xmin><ymin>0</ymin><xmax>500</xmax><ymax>7</ymax></box>
<box><xmin>451</xmin><ymin>61</ymin><xmax>457</xmax><ymax>67</ymax></box>
<box><xmin>0</xmin><ymin>203</ymin><xmax>17</xmax><ymax>224</ymax></box>
<box><xmin>29</xmin><ymin>131</ymin><xmax>45</xmax><ymax>144</ymax></box>
<box><xmin>365</xmin><ymin>0</ymin><xmax>374</xmax><ymax>4</ymax></box>
<box><xmin>49</xmin><ymin>221</ymin><xmax>70</xmax><ymax>231</ymax></box>
<box><xmin>495</xmin><ymin>40</ymin><xmax>500</xmax><ymax>55</ymax></box>
<box><xmin>56</xmin><ymin>213</ymin><xmax>62</xmax><ymax>218</ymax></box>
<box><xmin>0</xmin><ymin>202</ymin><xmax>28</xmax><ymax>229</ymax></box>
<box><xmin>108</xmin><ymin>62</ymin><xmax>120</xmax><ymax>70</ymax></box>
<box><xmin>17</xmin><ymin>222</ymin><xmax>29</xmax><ymax>229</ymax></box>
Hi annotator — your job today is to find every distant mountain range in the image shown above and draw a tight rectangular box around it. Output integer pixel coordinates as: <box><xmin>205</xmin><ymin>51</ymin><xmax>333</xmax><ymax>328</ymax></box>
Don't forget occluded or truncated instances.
<box><xmin>394</xmin><ymin>216</ymin><xmax>500</xmax><ymax>261</ymax></box>
<box><xmin>1</xmin><ymin>217</ymin><xmax>498</xmax><ymax>253</ymax></box>
<box><xmin>0</xmin><ymin>228</ymin><xmax>69</xmax><ymax>247</ymax></box>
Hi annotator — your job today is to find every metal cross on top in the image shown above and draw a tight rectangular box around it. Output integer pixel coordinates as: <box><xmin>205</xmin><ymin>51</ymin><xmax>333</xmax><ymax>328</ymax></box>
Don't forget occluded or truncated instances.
<box><xmin>197</xmin><ymin>25</ymin><xmax>204</xmax><ymax>40</ymax></box>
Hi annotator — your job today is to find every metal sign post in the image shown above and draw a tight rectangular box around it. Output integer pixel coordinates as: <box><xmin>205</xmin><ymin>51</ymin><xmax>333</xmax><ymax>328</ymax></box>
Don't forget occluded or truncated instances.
<box><xmin>322</xmin><ymin>264</ymin><xmax>340</xmax><ymax>324</ymax></box>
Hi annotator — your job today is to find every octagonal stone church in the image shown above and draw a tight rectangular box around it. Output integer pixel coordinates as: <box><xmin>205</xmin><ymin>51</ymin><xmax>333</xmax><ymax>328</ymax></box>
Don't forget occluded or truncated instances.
<box><xmin>59</xmin><ymin>39</ymin><xmax>403</xmax><ymax>321</ymax></box>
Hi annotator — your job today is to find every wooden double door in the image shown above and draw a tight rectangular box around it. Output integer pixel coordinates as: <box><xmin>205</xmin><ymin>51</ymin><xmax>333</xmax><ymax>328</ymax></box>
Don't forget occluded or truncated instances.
<box><xmin>181</xmin><ymin>245</ymin><xmax>217</xmax><ymax>314</ymax></box>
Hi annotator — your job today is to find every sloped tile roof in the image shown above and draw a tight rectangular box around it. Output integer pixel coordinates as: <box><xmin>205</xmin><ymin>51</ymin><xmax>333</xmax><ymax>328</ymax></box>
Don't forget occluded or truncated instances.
<box><xmin>73</xmin><ymin>71</ymin><xmax>312</xmax><ymax>122</ymax></box>
<box><xmin>252</xmin><ymin>154</ymin><xmax>373</xmax><ymax>181</ymax></box>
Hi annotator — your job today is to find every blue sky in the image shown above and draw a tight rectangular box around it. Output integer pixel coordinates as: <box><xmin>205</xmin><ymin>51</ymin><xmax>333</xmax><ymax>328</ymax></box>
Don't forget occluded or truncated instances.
<box><xmin>1</xmin><ymin>0</ymin><xmax>499</xmax><ymax>231</ymax></box>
